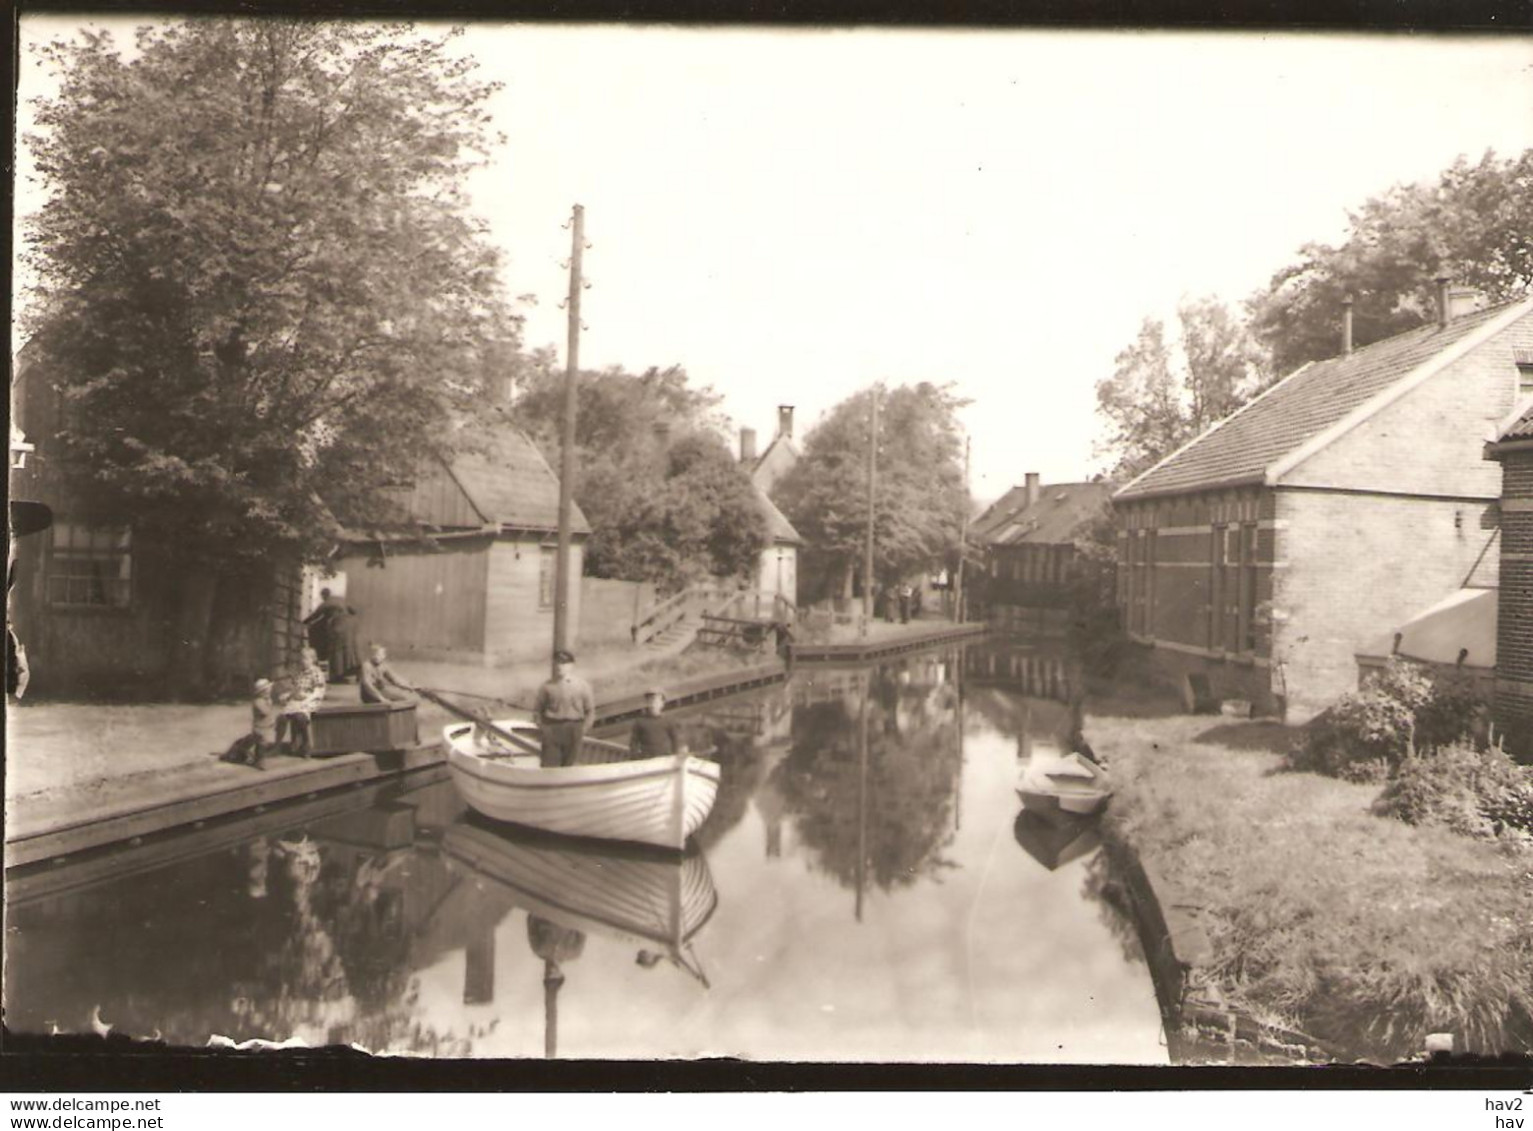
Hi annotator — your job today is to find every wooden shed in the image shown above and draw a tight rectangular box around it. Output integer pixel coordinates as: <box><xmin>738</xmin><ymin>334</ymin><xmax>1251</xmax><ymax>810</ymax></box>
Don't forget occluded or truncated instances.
<box><xmin>331</xmin><ymin>426</ymin><xmax>590</xmax><ymax>666</ymax></box>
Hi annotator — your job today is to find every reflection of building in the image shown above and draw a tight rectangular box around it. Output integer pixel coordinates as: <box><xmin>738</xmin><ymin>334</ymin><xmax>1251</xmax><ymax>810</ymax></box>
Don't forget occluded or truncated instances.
<box><xmin>1113</xmin><ymin>290</ymin><xmax>1533</xmax><ymax>720</ymax></box>
<box><xmin>964</xmin><ymin>644</ymin><xmax>1079</xmax><ymax>703</ymax></box>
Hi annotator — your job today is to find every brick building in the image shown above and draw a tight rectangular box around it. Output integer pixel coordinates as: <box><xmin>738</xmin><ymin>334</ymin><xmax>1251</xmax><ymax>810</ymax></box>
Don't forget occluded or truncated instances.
<box><xmin>1113</xmin><ymin>288</ymin><xmax>1533</xmax><ymax>721</ymax></box>
<box><xmin>969</xmin><ymin>474</ymin><xmax>1110</xmax><ymax>633</ymax></box>
<box><xmin>1485</xmin><ymin>398</ymin><xmax>1533</xmax><ymax>760</ymax></box>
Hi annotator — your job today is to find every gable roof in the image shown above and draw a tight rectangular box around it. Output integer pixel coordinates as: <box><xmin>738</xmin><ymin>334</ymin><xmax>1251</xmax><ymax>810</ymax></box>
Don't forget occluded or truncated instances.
<box><xmin>756</xmin><ymin>487</ymin><xmax>802</xmax><ymax>545</ymax></box>
<box><xmin>749</xmin><ymin>433</ymin><xmax>800</xmax><ymax>493</ymax></box>
<box><xmin>976</xmin><ymin>482</ymin><xmax>1110</xmax><ymax>547</ymax></box>
<box><xmin>1116</xmin><ymin>298</ymin><xmax>1533</xmax><ymax>502</ymax></box>
<box><xmin>360</xmin><ymin>426</ymin><xmax>590</xmax><ymax>540</ymax></box>
<box><xmin>446</xmin><ymin>427</ymin><xmax>591</xmax><ymax>534</ymax></box>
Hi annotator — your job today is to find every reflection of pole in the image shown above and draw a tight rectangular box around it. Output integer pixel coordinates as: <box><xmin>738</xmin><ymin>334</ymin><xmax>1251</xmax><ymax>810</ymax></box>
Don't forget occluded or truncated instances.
<box><xmin>856</xmin><ymin>669</ymin><xmax>869</xmax><ymax>922</ymax></box>
<box><xmin>463</xmin><ymin>921</ymin><xmax>496</xmax><ymax>1005</ymax></box>
<box><xmin>955</xmin><ymin>435</ymin><xmax>970</xmax><ymax>623</ymax></box>
<box><xmin>543</xmin><ymin>959</ymin><xmax>563</xmax><ymax>1059</ymax></box>
<box><xmin>552</xmin><ymin>204</ymin><xmax>585</xmax><ymax>672</ymax></box>
<box><xmin>861</xmin><ymin>387</ymin><xmax>879</xmax><ymax>638</ymax></box>
<box><xmin>955</xmin><ymin>650</ymin><xmax>965</xmax><ymax>833</ymax></box>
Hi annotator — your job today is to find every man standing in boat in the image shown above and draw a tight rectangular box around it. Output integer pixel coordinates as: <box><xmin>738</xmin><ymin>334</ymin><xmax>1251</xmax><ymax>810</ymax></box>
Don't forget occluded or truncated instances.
<box><xmin>535</xmin><ymin>650</ymin><xmax>596</xmax><ymax>768</ymax></box>
<box><xmin>629</xmin><ymin>689</ymin><xmax>687</xmax><ymax>758</ymax></box>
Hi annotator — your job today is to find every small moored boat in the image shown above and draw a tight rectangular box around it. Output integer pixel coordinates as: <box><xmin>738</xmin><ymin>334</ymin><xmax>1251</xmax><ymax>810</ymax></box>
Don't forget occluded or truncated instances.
<box><xmin>442</xmin><ymin>719</ymin><xmax>720</xmax><ymax>852</ymax></box>
<box><xmin>1016</xmin><ymin>750</ymin><xmax>1112</xmax><ymax>817</ymax></box>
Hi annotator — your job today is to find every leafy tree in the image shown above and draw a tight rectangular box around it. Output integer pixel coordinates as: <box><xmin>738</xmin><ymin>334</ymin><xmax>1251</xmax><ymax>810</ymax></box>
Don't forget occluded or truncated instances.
<box><xmin>1093</xmin><ymin>296</ymin><xmax>1269</xmax><ymax>484</ymax></box>
<box><xmin>1248</xmin><ymin>149</ymin><xmax>1533</xmax><ymax>376</ymax></box>
<box><xmin>512</xmin><ymin>358</ymin><xmax>767</xmax><ymax>591</ymax></box>
<box><xmin>21</xmin><ymin>19</ymin><xmax>520</xmax><ymax>691</ymax></box>
<box><xmin>775</xmin><ymin>382</ymin><xmax>969</xmax><ymax>603</ymax></box>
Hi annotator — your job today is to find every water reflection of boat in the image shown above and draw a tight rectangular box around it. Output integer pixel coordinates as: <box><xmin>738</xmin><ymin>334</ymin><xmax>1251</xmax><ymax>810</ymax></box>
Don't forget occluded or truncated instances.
<box><xmin>1016</xmin><ymin>751</ymin><xmax>1112</xmax><ymax>816</ymax></box>
<box><xmin>1013</xmin><ymin>809</ymin><xmax>1102</xmax><ymax>871</ymax></box>
<box><xmin>442</xmin><ymin>819</ymin><xmax>718</xmax><ymax>972</ymax></box>
<box><xmin>442</xmin><ymin>719</ymin><xmax>720</xmax><ymax>851</ymax></box>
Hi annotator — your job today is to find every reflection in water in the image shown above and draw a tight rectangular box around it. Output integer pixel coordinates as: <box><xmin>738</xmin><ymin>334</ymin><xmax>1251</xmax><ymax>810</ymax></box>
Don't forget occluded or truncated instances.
<box><xmin>6</xmin><ymin>640</ymin><xmax>1167</xmax><ymax>1062</ymax></box>
<box><xmin>774</xmin><ymin>659</ymin><xmax>963</xmax><ymax>911</ymax></box>
<box><xmin>443</xmin><ymin>818</ymin><xmax>718</xmax><ymax>1058</ymax></box>
<box><xmin>1013</xmin><ymin>810</ymin><xmax>1102</xmax><ymax>872</ymax></box>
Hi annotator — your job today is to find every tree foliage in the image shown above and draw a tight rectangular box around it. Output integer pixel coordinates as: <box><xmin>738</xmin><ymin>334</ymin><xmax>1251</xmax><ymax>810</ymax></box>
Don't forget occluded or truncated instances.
<box><xmin>1248</xmin><ymin>149</ymin><xmax>1533</xmax><ymax>376</ymax></box>
<box><xmin>511</xmin><ymin>357</ymin><xmax>767</xmax><ymax>591</ymax></box>
<box><xmin>22</xmin><ymin>19</ymin><xmax>520</xmax><ymax>563</ymax></box>
<box><xmin>1093</xmin><ymin>297</ymin><xmax>1269</xmax><ymax>484</ymax></box>
<box><xmin>775</xmin><ymin>382</ymin><xmax>969</xmax><ymax>602</ymax></box>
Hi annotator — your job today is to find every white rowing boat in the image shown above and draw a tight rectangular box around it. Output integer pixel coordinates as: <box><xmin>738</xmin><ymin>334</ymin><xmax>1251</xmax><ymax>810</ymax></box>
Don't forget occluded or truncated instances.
<box><xmin>1016</xmin><ymin>750</ymin><xmax>1113</xmax><ymax>817</ymax></box>
<box><xmin>442</xmin><ymin>719</ymin><xmax>721</xmax><ymax>851</ymax></box>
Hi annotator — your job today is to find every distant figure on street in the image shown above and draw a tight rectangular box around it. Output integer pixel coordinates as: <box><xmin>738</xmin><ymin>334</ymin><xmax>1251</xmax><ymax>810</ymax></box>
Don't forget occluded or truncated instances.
<box><xmin>898</xmin><ymin>583</ymin><xmax>913</xmax><ymax>624</ymax></box>
<box><xmin>534</xmin><ymin>650</ymin><xmax>596</xmax><ymax>768</ymax></box>
<box><xmin>629</xmin><ymin>689</ymin><xmax>686</xmax><ymax>759</ymax></box>
<box><xmin>882</xmin><ymin>585</ymin><xmax>896</xmax><ymax>623</ymax></box>
<box><xmin>279</xmin><ymin>646</ymin><xmax>328</xmax><ymax>757</ymax></box>
<box><xmin>774</xmin><ymin>620</ymin><xmax>796</xmax><ymax>674</ymax></box>
<box><xmin>359</xmin><ymin>644</ymin><xmax>416</xmax><ymax>705</ymax></box>
<box><xmin>220</xmin><ymin>678</ymin><xmax>279</xmax><ymax>771</ymax></box>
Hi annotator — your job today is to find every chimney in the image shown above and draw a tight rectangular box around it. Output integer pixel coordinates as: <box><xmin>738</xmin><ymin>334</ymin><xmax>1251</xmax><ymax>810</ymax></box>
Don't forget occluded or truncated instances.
<box><xmin>1447</xmin><ymin>286</ymin><xmax>1487</xmax><ymax>321</ymax></box>
<box><xmin>1341</xmin><ymin>294</ymin><xmax>1354</xmax><ymax>356</ymax></box>
<box><xmin>777</xmin><ymin>405</ymin><xmax>794</xmax><ymax>440</ymax></box>
<box><xmin>1436</xmin><ymin>276</ymin><xmax>1452</xmax><ymax>330</ymax></box>
<box><xmin>1024</xmin><ymin>472</ymin><xmax>1041</xmax><ymax>508</ymax></box>
<box><xmin>740</xmin><ymin>426</ymin><xmax>758</xmax><ymax>464</ymax></box>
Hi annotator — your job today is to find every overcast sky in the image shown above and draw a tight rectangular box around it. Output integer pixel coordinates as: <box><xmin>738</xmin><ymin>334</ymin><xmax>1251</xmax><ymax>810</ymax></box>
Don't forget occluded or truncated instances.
<box><xmin>16</xmin><ymin>21</ymin><xmax>1533</xmax><ymax>499</ymax></box>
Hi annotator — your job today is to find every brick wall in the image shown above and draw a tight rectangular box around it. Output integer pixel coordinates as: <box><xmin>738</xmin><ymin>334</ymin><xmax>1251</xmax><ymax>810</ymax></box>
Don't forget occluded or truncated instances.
<box><xmin>1273</xmin><ymin>489</ymin><xmax>1496</xmax><ymax>720</ymax></box>
<box><xmin>1494</xmin><ymin>450</ymin><xmax>1533</xmax><ymax>761</ymax></box>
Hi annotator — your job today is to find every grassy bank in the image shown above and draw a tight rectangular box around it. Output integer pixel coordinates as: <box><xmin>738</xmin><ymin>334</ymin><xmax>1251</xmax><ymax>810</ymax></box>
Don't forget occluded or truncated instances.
<box><xmin>1088</xmin><ymin>696</ymin><xmax>1533</xmax><ymax>1061</ymax></box>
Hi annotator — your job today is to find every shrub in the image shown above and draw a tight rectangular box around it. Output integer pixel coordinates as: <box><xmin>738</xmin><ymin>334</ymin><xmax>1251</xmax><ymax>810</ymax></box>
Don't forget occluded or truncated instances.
<box><xmin>1289</xmin><ymin>659</ymin><xmax>1481</xmax><ymax>782</ymax></box>
<box><xmin>1375</xmin><ymin>742</ymin><xmax>1533</xmax><ymax>839</ymax></box>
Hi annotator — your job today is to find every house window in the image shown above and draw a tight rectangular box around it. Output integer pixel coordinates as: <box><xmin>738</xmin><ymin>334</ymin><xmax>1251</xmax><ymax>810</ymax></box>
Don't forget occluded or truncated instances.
<box><xmin>1518</xmin><ymin>364</ymin><xmax>1533</xmax><ymax>396</ymax></box>
<box><xmin>48</xmin><ymin>522</ymin><xmax>133</xmax><ymax>608</ymax></box>
<box><xmin>538</xmin><ymin>546</ymin><xmax>556</xmax><ymax>610</ymax></box>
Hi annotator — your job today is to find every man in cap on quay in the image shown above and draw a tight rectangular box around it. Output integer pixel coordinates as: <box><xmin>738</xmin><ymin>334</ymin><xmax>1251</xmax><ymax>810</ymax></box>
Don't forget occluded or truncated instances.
<box><xmin>628</xmin><ymin>689</ymin><xmax>688</xmax><ymax>759</ymax></box>
<box><xmin>534</xmin><ymin>650</ymin><xmax>596</xmax><ymax>768</ymax></box>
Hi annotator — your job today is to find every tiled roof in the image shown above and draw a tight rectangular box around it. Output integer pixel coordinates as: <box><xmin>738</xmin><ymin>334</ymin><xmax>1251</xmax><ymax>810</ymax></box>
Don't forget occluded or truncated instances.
<box><xmin>976</xmin><ymin>482</ymin><xmax>1110</xmax><ymax>547</ymax></box>
<box><xmin>1117</xmin><ymin>300</ymin><xmax>1529</xmax><ymax>501</ymax></box>
<box><xmin>448</xmin><ymin>427</ymin><xmax>591</xmax><ymax>534</ymax></box>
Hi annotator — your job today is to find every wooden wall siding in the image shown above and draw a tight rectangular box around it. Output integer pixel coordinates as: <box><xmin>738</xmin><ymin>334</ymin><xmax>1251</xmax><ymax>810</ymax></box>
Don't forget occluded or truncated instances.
<box><xmin>337</xmin><ymin>540</ymin><xmax>490</xmax><ymax>657</ymax></box>
<box><xmin>755</xmin><ymin>545</ymin><xmax>798</xmax><ymax>603</ymax></box>
<box><xmin>579</xmin><ymin>576</ymin><xmax>653</xmax><ymax>647</ymax></box>
<box><xmin>1274</xmin><ymin>489</ymin><xmax>1495</xmax><ymax>721</ymax></box>
<box><xmin>1283</xmin><ymin>314</ymin><xmax>1533</xmax><ymax>498</ymax></box>
<box><xmin>484</xmin><ymin>540</ymin><xmax>582</xmax><ymax>661</ymax></box>
<box><xmin>9</xmin><ymin>533</ymin><xmax>292</xmax><ymax>697</ymax></box>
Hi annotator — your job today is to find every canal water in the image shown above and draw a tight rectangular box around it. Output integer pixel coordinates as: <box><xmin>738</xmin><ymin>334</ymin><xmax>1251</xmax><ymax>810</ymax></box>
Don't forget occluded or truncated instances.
<box><xmin>4</xmin><ymin>640</ymin><xmax>1166</xmax><ymax>1062</ymax></box>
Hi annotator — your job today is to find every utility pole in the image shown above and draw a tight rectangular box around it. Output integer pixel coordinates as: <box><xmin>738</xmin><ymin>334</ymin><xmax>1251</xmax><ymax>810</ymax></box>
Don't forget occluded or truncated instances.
<box><xmin>861</xmin><ymin>386</ymin><xmax>879</xmax><ymax>638</ymax></box>
<box><xmin>954</xmin><ymin>435</ymin><xmax>970</xmax><ymax>623</ymax></box>
<box><xmin>552</xmin><ymin>204</ymin><xmax>585</xmax><ymax>673</ymax></box>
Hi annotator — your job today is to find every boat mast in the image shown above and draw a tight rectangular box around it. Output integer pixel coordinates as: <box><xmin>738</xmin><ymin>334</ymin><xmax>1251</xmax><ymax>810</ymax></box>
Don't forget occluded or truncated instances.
<box><xmin>552</xmin><ymin>204</ymin><xmax>586</xmax><ymax>673</ymax></box>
